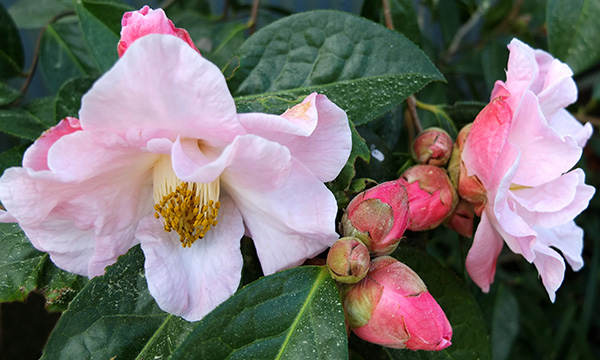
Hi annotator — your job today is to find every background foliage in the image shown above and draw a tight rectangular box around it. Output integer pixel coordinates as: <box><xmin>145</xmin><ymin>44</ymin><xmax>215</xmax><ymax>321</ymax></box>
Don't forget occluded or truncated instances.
<box><xmin>0</xmin><ymin>0</ymin><xmax>599</xmax><ymax>359</ymax></box>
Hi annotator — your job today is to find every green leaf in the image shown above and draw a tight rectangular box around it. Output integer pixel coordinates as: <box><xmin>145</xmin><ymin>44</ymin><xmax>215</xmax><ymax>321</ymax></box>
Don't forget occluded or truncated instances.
<box><xmin>0</xmin><ymin>223</ymin><xmax>86</xmax><ymax>312</ymax></box>
<box><xmin>74</xmin><ymin>0</ymin><xmax>130</xmax><ymax>73</ymax></box>
<box><xmin>26</xmin><ymin>97</ymin><xmax>58</xmax><ymax>127</ymax></box>
<box><xmin>8</xmin><ymin>0</ymin><xmax>74</xmax><ymax>29</ymax></box>
<box><xmin>0</xmin><ymin>144</ymin><xmax>28</xmax><ymax>174</ymax></box>
<box><xmin>349</xmin><ymin>246</ymin><xmax>492</xmax><ymax>359</ymax></box>
<box><xmin>54</xmin><ymin>77</ymin><xmax>95</xmax><ymax>122</ymax></box>
<box><xmin>0</xmin><ymin>108</ymin><xmax>49</xmax><ymax>140</ymax></box>
<box><xmin>388</xmin><ymin>0</ymin><xmax>422</xmax><ymax>46</ymax></box>
<box><xmin>170</xmin><ymin>266</ymin><xmax>347</xmax><ymax>360</ymax></box>
<box><xmin>41</xmin><ymin>246</ymin><xmax>168</xmax><ymax>359</ymax></box>
<box><xmin>0</xmin><ymin>82</ymin><xmax>22</xmax><ymax>106</ymax></box>
<box><xmin>547</xmin><ymin>0</ymin><xmax>600</xmax><ymax>74</ymax></box>
<box><xmin>0</xmin><ymin>2</ymin><xmax>25</xmax><ymax>79</ymax></box>
<box><xmin>227</xmin><ymin>10</ymin><xmax>443</xmax><ymax>126</ymax></box>
<box><xmin>39</xmin><ymin>16</ymin><xmax>98</xmax><ymax>93</ymax></box>
<box><xmin>491</xmin><ymin>285</ymin><xmax>519</xmax><ymax>360</ymax></box>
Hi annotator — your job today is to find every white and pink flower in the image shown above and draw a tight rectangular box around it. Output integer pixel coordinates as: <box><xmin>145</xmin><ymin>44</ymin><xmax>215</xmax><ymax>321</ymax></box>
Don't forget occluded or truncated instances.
<box><xmin>0</xmin><ymin>31</ymin><xmax>351</xmax><ymax>320</ymax></box>
<box><xmin>460</xmin><ymin>39</ymin><xmax>595</xmax><ymax>301</ymax></box>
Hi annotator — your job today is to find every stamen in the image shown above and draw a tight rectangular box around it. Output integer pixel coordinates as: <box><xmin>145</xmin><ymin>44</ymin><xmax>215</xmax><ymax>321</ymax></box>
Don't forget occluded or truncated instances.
<box><xmin>509</xmin><ymin>184</ymin><xmax>532</xmax><ymax>191</ymax></box>
<box><xmin>152</xmin><ymin>156</ymin><xmax>221</xmax><ymax>248</ymax></box>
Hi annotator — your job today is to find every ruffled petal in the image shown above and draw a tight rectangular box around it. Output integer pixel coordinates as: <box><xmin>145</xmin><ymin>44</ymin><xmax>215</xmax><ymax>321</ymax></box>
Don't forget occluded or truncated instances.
<box><xmin>138</xmin><ymin>196</ymin><xmax>244</xmax><ymax>321</ymax></box>
<box><xmin>536</xmin><ymin>60</ymin><xmax>577</xmax><ymax>117</ymax></box>
<box><xmin>509</xmin><ymin>92</ymin><xmax>582</xmax><ymax>186</ymax></box>
<box><xmin>80</xmin><ymin>35</ymin><xmax>244</xmax><ymax>147</ymax></box>
<box><xmin>548</xmin><ymin>110</ymin><xmax>593</xmax><ymax>148</ymax></box>
<box><xmin>238</xmin><ymin>93</ymin><xmax>351</xmax><ymax>182</ymax></box>
<box><xmin>466</xmin><ymin>211</ymin><xmax>504</xmax><ymax>292</ymax></box>
<box><xmin>500</xmin><ymin>39</ymin><xmax>539</xmax><ymax>110</ymax></box>
<box><xmin>224</xmin><ymin>159</ymin><xmax>339</xmax><ymax>275</ymax></box>
<box><xmin>536</xmin><ymin>221</ymin><xmax>584</xmax><ymax>272</ymax></box>
<box><xmin>22</xmin><ymin>117</ymin><xmax>82</xmax><ymax>171</ymax></box>
<box><xmin>172</xmin><ymin>134</ymin><xmax>291</xmax><ymax>192</ymax></box>
<box><xmin>531</xmin><ymin>242</ymin><xmax>566</xmax><ymax>302</ymax></box>
<box><xmin>513</xmin><ymin>169</ymin><xmax>595</xmax><ymax>228</ymax></box>
<box><xmin>0</xmin><ymin>209</ymin><xmax>16</xmax><ymax>222</ymax></box>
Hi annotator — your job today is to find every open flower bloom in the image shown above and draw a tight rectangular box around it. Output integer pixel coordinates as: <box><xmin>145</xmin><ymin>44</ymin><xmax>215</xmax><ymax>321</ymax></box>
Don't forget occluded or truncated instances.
<box><xmin>0</xmin><ymin>34</ymin><xmax>351</xmax><ymax>320</ymax></box>
<box><xmin>461</xmin><ymin>39</ymin><xmax>595</xmax><ymax>301</ymax></box>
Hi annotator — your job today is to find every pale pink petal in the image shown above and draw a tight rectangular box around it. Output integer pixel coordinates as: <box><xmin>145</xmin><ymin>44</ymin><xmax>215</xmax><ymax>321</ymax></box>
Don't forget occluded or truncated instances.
<box><xmin>23</xmin><ymin>117</ymin><xmax>81</xmax><ymax>171</ymax></box>
<box><xmin>548</xmin><ymin>110</ymin><xmax>593</xmax><ymax>148</ymax></box>
<box><xmin>223</xmin><ymin>160</ymin><xmax>339</xmax><ymax>275</ymax></box>
<box><xmin>536</xmin><ymin>60</ymin><xmax>577</xmax><ymax>117</ymax></box>
<box><xmin>509</xmin><ymin>91</ymin><xmax>582</xmax><ymax>187</ymax></box>
<box><xmin>466</xmin><ymin>211</ymin><xmax>504</xmax><ymax>292</ymax></box>
<box><xmin>535</xmin><ymin>221</ymin><xmax>584</xmax><ymax>271</ymax></box>
<box><xmin>0</xmin><ymin>209</ymin><xmax>16</xmax><ymax>222</ymax></box>
<box><xmin>500</xmin><ymin>39</ymin><xmax>539</xmax><ymax>109</ymax></box>
<box><xmin>462</xmin><ymin>97</ymin><xmax>513</xmax><ymax>188</ymax></box>
<box><xmin>531</xmin><ymin>242</ymin><xmax>566</xmax><ymax>302</ymax></box>
<box><xmin>172</xmin><ymin>135</ymin><xmax>291</xmax><ymax>192</ymax></box>
<box><xmin>517</xmin><ymin>169</ymin><xmax>595</xmax><ymax>228</ymax></box>
<box><xmin>80</xmin><ymin>35</ymin><xmax>244</xmax><ymax>147</ymax></box>
<box><xmin>138</xmin><ymin>196</ymin><xmax>244</xmax><ymax>321</ymax></box>
<box><xmin>238</xmin><ymin>94</ymin><xmax>351</xmax><ymax>182</ymax></box>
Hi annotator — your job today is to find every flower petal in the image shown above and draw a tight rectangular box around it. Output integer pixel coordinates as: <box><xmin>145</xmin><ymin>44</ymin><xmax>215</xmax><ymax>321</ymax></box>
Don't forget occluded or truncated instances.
<box><xmin>531</xmin><ymin>242</ymin><xmax>566</xmax><ymax>302</ymax></box>
<box><xmin>466</xmin><ymin>211</ymin><xmax>504</xmax><ymax>292</ymax></box>
<box><xmin>172</xmin><ymin>134</ymin><xmax>291</xmax><ymax>192</ymax></box>
<box><xmin>238</xmin><ymin>93</ymin><xmax>351</xmax><ymax>182</ymax></box>
<box><xmin>80</xmin><ymin>35</ymin><xmax>244</xmax><ymax>147</ymax></box>
<box><xmin>509</xmin><ymin>91</ymin><xmax>582</xmax><ymax>186</ymax></box>
<box><xmin>536</xmin><ymin>221</ymin><xmax>584</xmax><ymax>272</ymax></box>
<box><xmin>138</xmin><ymin>195</ymin><xmax>244</xmax><ymax>321</ymax></box>
<box><xmin>224</xmin><ymin>159</ymin><xmax>339</xmax><ymax>275</ymax></box>
<box><xmin>22</xmin><ymin>117</ymin><xmax>82</xmax><ymax>171</ymax></box>
<box><xmin>548</xmin><ymin>109</ymin><xmax>593</xmax><ymax>148</ymax></box>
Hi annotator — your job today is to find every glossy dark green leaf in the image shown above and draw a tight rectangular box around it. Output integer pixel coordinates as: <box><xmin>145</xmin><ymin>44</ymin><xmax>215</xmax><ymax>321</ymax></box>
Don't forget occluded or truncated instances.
<box><xmin>0</xmin><ymin>82</ymin><xmax>21</xmax><ymax>106</ymax></box>
<box><xmin>547</xmin><ymin>0</ymin><xmax>600</xmax><ymax>74</ymax></box>
<box><xmin>0</xmin><ymin>223</ymin><xmax>86</xmax><ymax>312</ymax></box>
<box><xmin>41</xmin><ymin>246</ymin><xmax>168</xmax><ymax>359</ymax></box>
<box><xmin>8</xmin><ymin>0</ymin><xmax>73</xmax><ymax>29</ymax></box>
<box><xmin>0</xmin><ymin>144</ymin><xmax>27</xmax><ymax>174</ymax></box>
<box><xmin>39</xmin><ymin>17</ymin><xmax>98</xmax><ymax>93</ymax></box>
<box><xmin>388</xmin><ymin>0</ymin><xmax>421</xmax><ymax>46</ymax></box>
<box><xmin>0</xmin><ymin>3</ymin><xmax>25</xmax><ymax>79</ymax></box>
<box><xmin>0</xmin><ymin>108</ymin><xmax>49</xmax><ymax>140</ymax></box>
<box><xmin>75</xmin><ymin>0</ymin><xmax>130</xmax><ymax>73</ymax></box>
<box><xmin>170</xmin><ymin>266</ymin><xmax>347</xmax><ymax>360</ymax></box>
<box><xmin>26</xmin><ymin>97</ymin><xmax>57</xmax><ymax>127</ymax></box>
<box><xmin>227</xmin><ymin>10</ymin><xmax>443</xmax><ymax>127</ymax></box>
<box><xmin>349</xmin><ymin>246</ymin><xmax>492</xmax><ymax>359</ymax></box>
<box><xmin>54</xmin><ymin>77</ymin><xmax>95</xmax><ymax>122</ymax></box>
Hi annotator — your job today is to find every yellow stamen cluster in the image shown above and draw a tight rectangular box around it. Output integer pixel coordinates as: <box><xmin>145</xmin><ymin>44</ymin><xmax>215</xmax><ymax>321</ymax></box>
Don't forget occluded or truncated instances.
<box><xmin>153</xmin><ymin>156</ymin><xmax>221</xmax><ymax>248</ymax></box>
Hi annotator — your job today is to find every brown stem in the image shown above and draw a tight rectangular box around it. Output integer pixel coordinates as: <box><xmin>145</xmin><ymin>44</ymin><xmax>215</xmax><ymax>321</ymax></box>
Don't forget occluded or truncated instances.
<box><xmin>382</xmin><ymin>0</ymin><xmax>393</xmax><ymax>30</ymax></box>
<box><xmin>249</xmin><ymin>0</ymin><xmax>260</xmax><ymax>35</ymax></box>
<box><xmin>14</xmin><ymin>11</ymin><xmax>75</xmax><ymax>106</ymax></box>
<box><xmin>406</xmin><ymin>95</ymin><xmax>422</xmax><ymax>133</ymax></box>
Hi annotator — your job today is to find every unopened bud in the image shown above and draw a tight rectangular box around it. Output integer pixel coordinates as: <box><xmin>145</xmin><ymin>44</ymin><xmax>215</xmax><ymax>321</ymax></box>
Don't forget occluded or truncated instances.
<box><xmin>342</xmin><ymin>180</ymin><xmax>410</xmax><ymax>256</ymax></box>
<box><xmin>344</xmin><ymin>256</ymin><xmax>452</xmax><ymax>351</ymax></box>
<box><xmin>412</xmin><ymin>127</ymin><xmax>453</xmax><ymax>166</ymax></box>
<box><xmin>445</xmin><ymin>199</ymin><xmax>475</xmax><ymax>237</ymax></box>
<box><xmin>447</xmin><ymin>123</ymin><xmax>471</xmax><ymax>187</ymax></box>
<box><xmin>327</xmin><ymin>237</ymin><xmax>370</xmax><ymax>284</ymax></box>
<box><xmin>400</xmin><ymin>165</ymin><xmax>458</xmax><ymax>231</ymax></box>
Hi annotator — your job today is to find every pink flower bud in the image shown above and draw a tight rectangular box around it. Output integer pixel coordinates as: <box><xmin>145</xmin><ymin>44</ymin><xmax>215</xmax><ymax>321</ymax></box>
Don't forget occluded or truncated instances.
<box><xmin>400</xmin><ymin>165</ymin><xmax>458</xmax><ymax>231</ymax></box>
<box><xmin>412</xmin><ymin>127</ymin><xmax>453</xmax><ymax>166</ymax></box>
<box><xmin>445</xmin><ymin>199</ymin><xmax>474</xmax><ymax>237</ymax></box>
<box><xmin>118</xmin><ymin>6</ymin><xmax>198</xmax><ymax>57</ymax></box>
<box><xmin>344</xmin><ymin>256</ymin><xmax>452</xmax><ymax>350</ymax></box>
<box><xmin>327</xmin><ymin>237</ymin><xmax>370</xmax><ymax>284</ymax></box>
<box><xmin>447</xmin><ymin>123</ymin><xmax>471</xmax><ymax>187</ymax></box>
<box><xmin>341</xmin><ymin>180</ymin><xmax>410</xmax><ymax>256</ymax></box>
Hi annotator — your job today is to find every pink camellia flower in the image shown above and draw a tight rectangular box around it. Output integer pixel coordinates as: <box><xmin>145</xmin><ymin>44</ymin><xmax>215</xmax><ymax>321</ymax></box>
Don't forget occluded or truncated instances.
<box><xmin>0</xmin><ymin>34</ymin><xmax>351</xmax><ymax>320</ymax></box>
<box><xmin>341</xmin><ymin>180</ymin><xmax>410</xmax><ymax>256</ymax></box>
<box><xmin>344</xmin><ymin>256</ymin><xmax>452</xmax><ymax>350</ymax></box>
<box><xmin>117</xmin><ymin>5</ymin><xmax>198</xmax><ymax>57</ymax></box>
<box><xmin>461</xmin><ymin>38</ymin><xmax>595</xmax><ymax>301</ymax></box>
<box><xmin>400</xmin><ymin>165</ymin><xmax>457</xmax><ymax>231</ymax></box>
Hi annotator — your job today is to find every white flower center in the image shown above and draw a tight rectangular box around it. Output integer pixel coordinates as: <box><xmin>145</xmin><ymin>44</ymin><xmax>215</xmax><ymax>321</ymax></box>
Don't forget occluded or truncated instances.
<box><xmin>152</xmin><ymin>156</ymin><xmax>221</xmax><ymax>248</ymax></box>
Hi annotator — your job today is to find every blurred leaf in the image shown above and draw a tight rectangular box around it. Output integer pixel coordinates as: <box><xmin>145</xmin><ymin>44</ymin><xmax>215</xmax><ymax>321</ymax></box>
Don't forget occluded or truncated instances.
<box><xmin>0</xmin><ymin>108</ymin><xmax>49</xmax><ymax>140</ymax></box>
<box><xmin>491</xmin><ymin>285</ymin><xmax>519</xmax><ymax>360</ymax></box>
<box><xmin>75</xmin><ymin>0</ymin><xmax>130</xmax><ymax>73</ymax></box>
<box><xmin>547</xmin><ymin>0</ymin><xmax>600</xmax><ymax>74</ymax></box>
<box><xmin>8</xmin><ymin>0</ymin><xmax>73</xmax><ymax>29</ymax></box>
<box><xmin>227</xmin><ymin>10</ymin><xmax>443</xmax><ymax>127</ymax></box>
<box><xmin>480</xmin><ymin>37</ymin><xmax>509</xmax><ymax>93</ymax></box>
<box><xmin>349</xmin><ymin>246</ymin><xmax>492</xmax><ymax>359</ymax></box>
<box><xmin>0</xmin><ymin>82</ymin><xmax>22</xmax><ymax>106</ymax></box>
<box><xmin>41</xmin><ymin>246</ymin><xmax>168</xmax><ymax>359</ymax></box>
<box><xmin>170</xmin><ymin>266</ymin><xmax>347</xmax><ymax>360</ymax></box>
<box><xmin>0</xmin><ymin>223</ymin><xmax>86</xmax><ymax>312</ymax></box>
<box><xmin>388</xmin><ymin>0</ymin><xmax>421</xmax><ymax>46</ymax></box>
<box><xmin>0</xmin><ymin>3</ymin><xmax>25</xmax><ymax>79</ymax></box>
<box><xmin>26</xmin><ymin>97</ymin><xmax>57</xmax><ymax>127</ymax></box>
<box><xmin>54</xmin><ymin>77</ymin><xmax>95</xmax><ymax>122</ymax></box>
<box><xmin>0</xmin><ymin>144</ymin><xmax>27</xmax><ymax>174</ymax></box>
<box><xmin>39</xmin><ymin>17</ymin><xmax>98</xmax><ymax>93</ymax></box>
